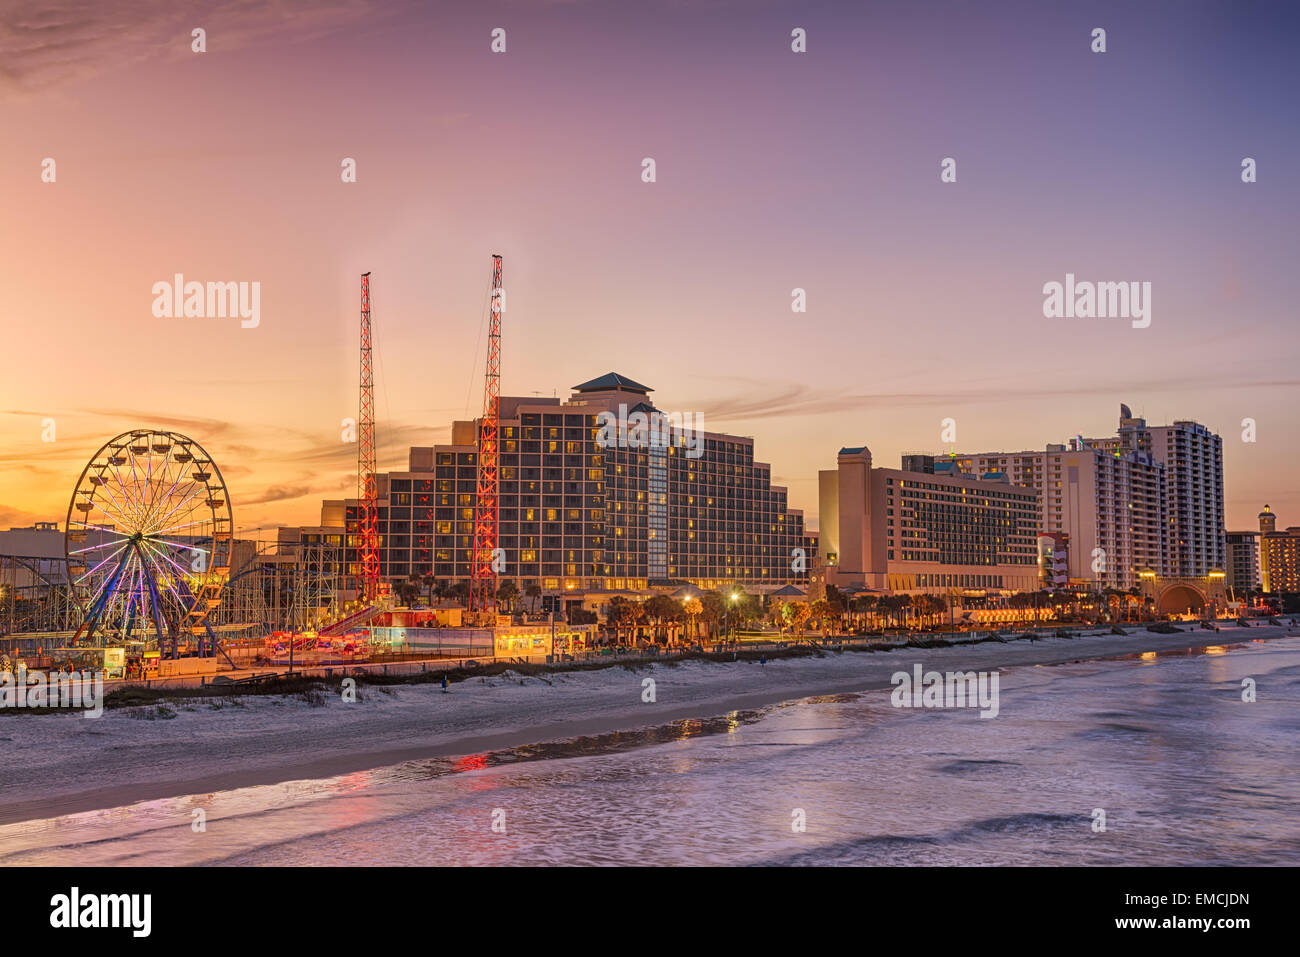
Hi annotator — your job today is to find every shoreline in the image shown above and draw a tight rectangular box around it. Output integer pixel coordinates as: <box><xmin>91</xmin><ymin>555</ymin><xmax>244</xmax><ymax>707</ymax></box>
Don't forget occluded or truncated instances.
<box><xmin>0</xmin><ymin>624</ymin><xmax>1292</xmax><ymax>829</ymax></box>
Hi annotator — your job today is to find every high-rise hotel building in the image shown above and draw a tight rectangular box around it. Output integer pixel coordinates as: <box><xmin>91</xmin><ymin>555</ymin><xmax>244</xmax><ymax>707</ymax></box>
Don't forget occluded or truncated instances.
<box><xmin>950</xmin><ymin>406</ymin><xmax>1224</xmax><ymax>587</ymax></box>
<box><xmin>949</xmin><ymin>440</ymin><xmax>1165</xmax><ymax>590</ymax></box>
<box><xmin>1258</xmin><ymin>505</ymin><xmax>1300</xmax><ymax>594</ymax></box>
<box><xmin>1259</xmin><ymin>504</ymin><xmax>1277</xmax><ymax>592</ymax></box>
<box><xmin>1225</xmin><ymin>530</ymin><xmax>1260</xmax><ymax>593</ymax></box>
<box><xmin>818</xmin><ymin>447</ymin><xmax>1041</xmax><ymax>594</ymax></box>
<box><xmin>285</xmin><ymin>373</ymin><xmax>811</xmax><ymax>595</ymax></box>
<box><xmin>1084</xmin><ymin>407</ymin><xmax>1226</xmax><ymax>577</ymax></box>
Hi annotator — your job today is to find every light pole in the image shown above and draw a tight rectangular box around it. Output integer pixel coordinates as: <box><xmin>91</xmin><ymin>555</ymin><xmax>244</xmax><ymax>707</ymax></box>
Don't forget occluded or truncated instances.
<box><xmin>725</xmin><ymin>591</ymin><xmax>738</xmax><ymax>646</ymax></box>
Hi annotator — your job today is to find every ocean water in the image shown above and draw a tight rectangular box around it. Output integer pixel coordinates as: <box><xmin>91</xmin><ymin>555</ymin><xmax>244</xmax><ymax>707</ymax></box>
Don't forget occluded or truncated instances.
<box><xmin>3</xmin><ymin>638</ymin><xmax>1298</xmax><ymax>866</ymax></box>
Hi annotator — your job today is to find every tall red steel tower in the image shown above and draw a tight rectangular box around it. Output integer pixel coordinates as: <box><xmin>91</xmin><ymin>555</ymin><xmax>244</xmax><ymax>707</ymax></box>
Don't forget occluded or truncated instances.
<box><xmin>469</xmin><ymin>255</ymin><xmax>503</xmax><ymax>616</ymax></box>
<box><xmin>357</xmin><ymin>272</ymin><xmax>380</xmax><ymax>605</ymax></box>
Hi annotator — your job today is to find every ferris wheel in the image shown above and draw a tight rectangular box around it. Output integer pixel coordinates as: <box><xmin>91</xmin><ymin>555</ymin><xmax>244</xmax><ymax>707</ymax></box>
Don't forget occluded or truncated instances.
<box><xmin>65</xmin><ymin>430</ymin><xmax>233</xmax><ymax>649</ymax></box>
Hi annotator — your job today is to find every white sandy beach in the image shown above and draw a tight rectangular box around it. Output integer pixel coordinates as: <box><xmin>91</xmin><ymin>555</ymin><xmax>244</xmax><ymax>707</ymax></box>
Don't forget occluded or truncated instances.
<box><xmin>0</xmin><ymin>623</ymin><xmax>1291</xmax><ymax>828</ymax></box>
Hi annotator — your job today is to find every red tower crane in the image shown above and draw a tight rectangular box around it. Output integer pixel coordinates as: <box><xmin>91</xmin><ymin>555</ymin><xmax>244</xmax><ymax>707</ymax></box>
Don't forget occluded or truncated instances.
<box><xmin>469</xmin><ymin>255</ymin><xmax>503</xmax><ymax>616</ymax></box>
<box><xmin>357</xmin><ymin>271</ymin><xmax>380</xmax><ymax>606</ymax></box>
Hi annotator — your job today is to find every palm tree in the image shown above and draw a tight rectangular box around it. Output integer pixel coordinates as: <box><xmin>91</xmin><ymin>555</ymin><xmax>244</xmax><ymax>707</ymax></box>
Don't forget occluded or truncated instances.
<box><xmin>629</xmin><ymin>600</ymin><xmax>649</xmax><ymax>645</ymax></box>
<box><xmin>810</xmin><ymin>598</ymin><xmax>830</xmax><ymax>636</ymax></box>
<box><xmin>700</xmin><ymin>591</ymin><xmax>725</xmax><ymax>642</ymax></box>
<box><xmin>910</xmin><ymin>594</ymin><xmax>928</xmax><ymax>629</ymax></box>
<box><xmin>1125</xmin><ymin>587</ymin><xmax>1141</xmax><ymax>623</ymax></box>
<box><xmin>446</xmin><ymin>580</ymin><xmax>471</xmax><ymax>606</ymax></box>
<box><xmin>396</xmin><ymin>576</ymin><xmax>422</xmax><ymax>606</ymax></box>
<box><xmin>824</xmin><ymin>584</ymin><xmax>847</xmax><ymax>634</ymax></box>
<box><xmin>731</xmin><ymin>589</ymin><xmax>759</xmax><ymax>631</ymax></box>
<box><xmin>643</xmin><ymin>594</ymin><xmax>681</xmax><ymax>645</ymax></box>
<box><xmin>851</xmin><ymin>594</ymin><xmax>879</xmax><ymax>632</ymax></box>
<box><xmin>1100</xmin><ymin>587</ymin><xmax>1123</xmax><ymax>623</ymax></box>
<box><xmin>639</xmin><ymin>595</ymin><xmax>670</xmax><ymax>647</ymax></box>
<box><xmin>897</xmin><ymin>594</ymin><xmax>914</xmax><ymax>631</ymax></box>
<box><xmin>423</xmin><ymin>574</ymin><xmax>445</xmax><ymax>606</ymax></box>
<box><xmin>497</xmin><ymin>580</ymin><xmax>520</xmax><ymax>614</ymax></box>
<box><xmin>683</xmin><ymin>597</ymin><xmax>703</xmax><ymax>642</ymax></box>
<box><xmin>606</xmin><ymin>595</ymin><xmax>634</xmax><ymax>644</ymax></box>
<box><xmin>525</xmin><ymin>582</ymin><xmax>542</xmax><ymax>615</ymax></box>
<box><xmin>930</xmin><ymin>594</ymin><xmax>949</xmax><ymax>631</ymax></box>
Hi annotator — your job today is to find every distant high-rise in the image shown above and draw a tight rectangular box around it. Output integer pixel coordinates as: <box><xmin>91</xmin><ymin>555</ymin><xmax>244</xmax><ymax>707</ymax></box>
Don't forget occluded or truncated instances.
<box><xmin>1259</xmin><ymin>505</ymin><xmax>1277</xmax><ymax>592</ymax></box>
<box><xmin>1256</xmin><ymin>505</ymin><xmax>1300</xmax><ymax>594</ymax></box>
<box><xmin>1225</xmin><ymin>530</ymin><xmax>1260</xmax><ymax>593</ymax></box>
<box><xmin>1144</xmin><ymin>421</ymin><xmax>1226</xmax><ymax>577</ymax></box>
<box><xmin>950</xmin><ymin>440</ymin><xmax>1164</xmax><ymax>590</ymax></box>
<box><xmin>1081</xmin><ymin>407</ymin><xmax>1225</xmax><ymax>578</ymax></box>
<box><xmin>951</xmin><ymin>405</ymin><xmax>1225</xmax><ymax>586</ymax></box>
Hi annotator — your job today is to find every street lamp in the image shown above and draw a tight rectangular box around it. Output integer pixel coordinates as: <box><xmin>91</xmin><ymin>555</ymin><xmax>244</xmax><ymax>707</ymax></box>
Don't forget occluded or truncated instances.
<box><xmin>725</xmin><ymin>591</ymin><xmax>739</xmax><ymax>645</ymax></box>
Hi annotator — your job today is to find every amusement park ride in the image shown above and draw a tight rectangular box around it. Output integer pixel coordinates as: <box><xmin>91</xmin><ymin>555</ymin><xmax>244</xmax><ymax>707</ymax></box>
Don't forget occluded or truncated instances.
<box><xmin>52</xmin><ymin>270</ymin><xmax>397</xmax><ymax>661</ymax></box>
<box><xmin>2</xmin><ymin>256</ymin><xmax>511</xmax><ymax>668</ymax></box>
<box><xmin>469</xmin><ymin>255</ymin><xmax>504</xmax><ymax>624</ymax></box>
<box><xmin>64</xmin><ymin>429</ymin><xmax>234</xmax><ymax>660</ymax></box>
<box><xmin>357</xmin><ymin>271</ymin><xmax>380</xmax><ymax>607</ymax></box>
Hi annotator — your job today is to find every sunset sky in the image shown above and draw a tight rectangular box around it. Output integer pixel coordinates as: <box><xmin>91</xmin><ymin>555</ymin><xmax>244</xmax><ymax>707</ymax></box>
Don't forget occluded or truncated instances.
<box><xmin>2</xmin><ymin>0</ymin><xmax>1297</xmax><ymax>537</ymax></box>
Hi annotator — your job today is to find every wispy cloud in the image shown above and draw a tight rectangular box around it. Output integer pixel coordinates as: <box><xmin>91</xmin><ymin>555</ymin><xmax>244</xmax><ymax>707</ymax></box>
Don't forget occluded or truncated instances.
<box><xmin>686</xmin><ymin>375</ymin><xmax>1300</xmax><ymax>426</ymax></box>
<box><xmin>0</xmin><ymin>0</ymin><xmax>383</xmax><ymax>97</ymax></box>
<box><xmin>240</xmin><ymin>483</ymin><xmax>312</xmax><ymax>506</ymax></box>
<box><xmin>0</xmin><ymin>504</ymin><xmax>44</xmax><ymax>527</ymax></box>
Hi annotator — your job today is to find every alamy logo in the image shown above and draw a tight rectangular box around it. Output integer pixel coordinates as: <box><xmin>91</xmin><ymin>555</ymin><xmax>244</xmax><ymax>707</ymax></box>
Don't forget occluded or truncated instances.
<box><xmin>595</xmin><ymin>404</ymin><xmax>705</xmax><ymax>459</ymax></box>
<box><xmin>152</xmin><ymin>274</ymin><xmax>260</xmax><ymax>328</ymax></box>
<box><xmin>49</xmin><ymin>887</ymin><xmax>151</xmax><ymax>937</ymax></box>
<box><xmin>890</xmin><ymin>664</ymin><xmax>1000</xmax><ymax>718</ymax></box>
<box><xmin>1042</xmin><ymin>273</ymin><xmax>1150</xmax><ymax>329</ymax></box>
<box><xmin>1</xmin><ymin>668</ymin><xmax>103</xmax><ymax>718</ymax></box>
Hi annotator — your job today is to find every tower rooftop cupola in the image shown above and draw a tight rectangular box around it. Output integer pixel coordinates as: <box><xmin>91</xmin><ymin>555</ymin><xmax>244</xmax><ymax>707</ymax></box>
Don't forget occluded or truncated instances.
<box><xmin>571</xmin><ymin>372</ymin><xmax>653</xmax><ymax>395</ymax></box>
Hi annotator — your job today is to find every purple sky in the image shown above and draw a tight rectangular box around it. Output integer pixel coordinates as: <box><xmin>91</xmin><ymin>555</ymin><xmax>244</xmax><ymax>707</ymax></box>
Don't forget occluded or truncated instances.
<box><xmin>1</xmin><ymin>0</ymin><xmax>1296</xmax><ymax>534</ymax></box>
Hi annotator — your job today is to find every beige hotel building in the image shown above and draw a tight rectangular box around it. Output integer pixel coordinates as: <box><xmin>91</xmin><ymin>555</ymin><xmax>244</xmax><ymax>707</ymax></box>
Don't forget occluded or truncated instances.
<box><xmin>818</xmin><ymin>446</ymin><xmax>1041</xmax><ymax>595</ymax></box>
